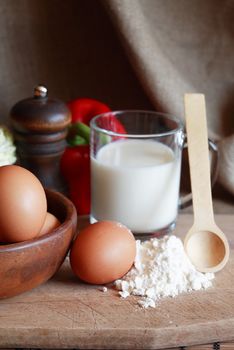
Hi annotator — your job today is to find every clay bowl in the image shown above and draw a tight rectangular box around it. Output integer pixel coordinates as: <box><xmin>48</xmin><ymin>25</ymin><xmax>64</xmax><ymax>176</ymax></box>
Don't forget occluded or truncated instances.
<box><xmin>0</xmin><ymin>189</ymin><xmax>77</xmax><ymax>299</ymax></box>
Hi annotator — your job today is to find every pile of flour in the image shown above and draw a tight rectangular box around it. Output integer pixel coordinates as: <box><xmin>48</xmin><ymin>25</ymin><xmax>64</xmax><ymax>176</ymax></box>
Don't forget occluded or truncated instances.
<box><xmin>115</xmin><ymin>235</ymin><xmax>214</xmax><ymax>308</ymax></box>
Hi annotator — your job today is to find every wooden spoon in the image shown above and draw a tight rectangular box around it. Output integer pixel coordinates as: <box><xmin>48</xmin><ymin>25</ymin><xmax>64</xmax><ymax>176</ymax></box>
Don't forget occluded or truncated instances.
<box><xmin>183</xmin><ymin>93</ymin><xmax>229</xmax><ymax>273</ymax></box>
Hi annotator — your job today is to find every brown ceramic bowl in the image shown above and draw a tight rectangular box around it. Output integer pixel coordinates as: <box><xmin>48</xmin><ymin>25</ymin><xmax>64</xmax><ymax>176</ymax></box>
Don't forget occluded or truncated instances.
<box><xmin>0</xmin><ymin>189</ymin><xmax>77</xmax><ymax>299</ymax></box>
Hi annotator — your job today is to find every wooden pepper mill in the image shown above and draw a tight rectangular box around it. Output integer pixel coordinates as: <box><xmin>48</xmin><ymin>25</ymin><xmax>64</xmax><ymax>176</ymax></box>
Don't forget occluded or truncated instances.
<box><xmin>9</xmin><ymin>85</ymin><xmax>71</xmax><ymax>193</ymax></box>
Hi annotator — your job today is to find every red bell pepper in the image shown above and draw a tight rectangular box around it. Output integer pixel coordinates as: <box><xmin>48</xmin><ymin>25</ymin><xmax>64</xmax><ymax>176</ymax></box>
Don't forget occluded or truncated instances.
<box><xmin>61</xmin><ymin>98</ymin><xmax>126</xmax><ymax>215</ymax></box>
<box><xmin>61</xmin><ymin>98</ymin><xmax>111</xmax><ymax>215</ymax></box>
<box><xmin>67</xmin><ymin>98</ymin><xmax>110</xmax><ymax>124</ymax></box>
<box><xmin>61</xmin><ymin>145</ymin><xmax>90</xmax><ymax>215</ymax></box>
<box><xmin>68</xmin><ymin>97</ymin><xmax>126</xmax><ymax>134</ymax></box>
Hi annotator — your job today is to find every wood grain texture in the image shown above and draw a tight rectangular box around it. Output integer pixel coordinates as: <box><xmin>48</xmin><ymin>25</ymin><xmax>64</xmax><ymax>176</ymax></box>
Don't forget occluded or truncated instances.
<box><xmin>165</xmin><ymin>343</ymin><xmax>233</xmax><ymax>349</ymax></box>
<box><xmin>0</xmin><ymin>189</ymin><xmax>77</xmax><ymax>299</ymax></box>
<box><xmin>184</xmin><ymin>94</ymin><xmax>214</xmax><ymax>227</ymax></box>
<box><xmin>183</xmin><ymin>94</ymin><xmax>230</xmax><ymax>273</ymax></box>
<box><xmin>0</xmin><ymin>214</ymin><xmax>233</xmax><ymax>350</ymax></box>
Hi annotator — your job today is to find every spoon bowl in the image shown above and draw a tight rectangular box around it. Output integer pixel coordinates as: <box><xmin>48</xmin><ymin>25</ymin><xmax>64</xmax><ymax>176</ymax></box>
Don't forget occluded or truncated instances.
<box><xmin>184</xmin><ymin>94</ymin><xmax>229</xmax><ymax>273</ymax></box>
<box><xmin>184</xmin><ymin>226</ymin><xmax>229</xmax><ymax>273</ymax></box>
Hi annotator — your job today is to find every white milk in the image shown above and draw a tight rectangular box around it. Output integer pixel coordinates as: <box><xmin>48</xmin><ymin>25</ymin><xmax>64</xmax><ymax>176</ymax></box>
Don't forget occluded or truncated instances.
<box><xmin>91</xmin><ymin>139</ymin><xmax>181</xmax><ymax>233</ymax></box>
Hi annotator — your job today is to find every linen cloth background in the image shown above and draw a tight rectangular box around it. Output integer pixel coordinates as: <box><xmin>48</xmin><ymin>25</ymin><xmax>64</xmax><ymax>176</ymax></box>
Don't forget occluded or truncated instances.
<box><xmin>0</xmin><ymin>0</ymin><xmax>233</xmax><ymax>199</ymax></box>
<box><xmin>103</xmin><ymin>0</ymin><xmax>234</xmax><ymax>197</ymax></box>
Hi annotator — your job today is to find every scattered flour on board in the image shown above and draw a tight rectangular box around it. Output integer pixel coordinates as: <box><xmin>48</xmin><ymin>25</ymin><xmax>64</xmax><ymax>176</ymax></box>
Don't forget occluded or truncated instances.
<box><xmin>115</xmin><ymin>235</ymin><xmax>215</xmax><ymax>308</ymax></box>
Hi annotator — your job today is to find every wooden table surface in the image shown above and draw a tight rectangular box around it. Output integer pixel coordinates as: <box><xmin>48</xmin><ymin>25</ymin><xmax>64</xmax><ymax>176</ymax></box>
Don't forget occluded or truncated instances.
<box><xmin>0</xmin><ymin>214</ymin><xmax>233</xmax><ymax>350</ymax></box>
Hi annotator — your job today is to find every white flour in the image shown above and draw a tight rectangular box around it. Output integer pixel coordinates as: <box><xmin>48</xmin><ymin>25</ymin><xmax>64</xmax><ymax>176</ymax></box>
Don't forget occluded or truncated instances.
<box><xmin>115</xmin><ymin>235</ymin><xmax>214</xmax><ymax>308</ymax></box>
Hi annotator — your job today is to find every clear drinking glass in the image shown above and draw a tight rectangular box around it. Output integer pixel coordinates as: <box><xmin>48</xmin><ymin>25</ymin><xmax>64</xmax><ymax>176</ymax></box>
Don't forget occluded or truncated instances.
<box><xmin>90</xmin><ymin>110</ymin><xmax>217</xmax><ymax>239</ymax></box>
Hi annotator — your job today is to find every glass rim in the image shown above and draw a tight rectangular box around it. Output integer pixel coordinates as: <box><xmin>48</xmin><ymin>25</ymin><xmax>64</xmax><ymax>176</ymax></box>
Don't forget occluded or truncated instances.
<box><xmin>90</xmin><ymin>110</ymin><xmax>184</xmax><ymax>138</ymax></box>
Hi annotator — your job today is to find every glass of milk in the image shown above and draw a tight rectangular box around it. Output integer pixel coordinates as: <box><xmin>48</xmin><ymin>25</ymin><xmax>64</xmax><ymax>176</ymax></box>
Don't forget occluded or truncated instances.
<box><xmin>90</xmin><ymin>110</ymin><xmax>215</xmax><ymax>238</ymax></box>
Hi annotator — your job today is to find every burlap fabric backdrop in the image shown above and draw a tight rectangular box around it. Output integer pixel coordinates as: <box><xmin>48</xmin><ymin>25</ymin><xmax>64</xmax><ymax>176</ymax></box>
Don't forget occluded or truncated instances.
<box><xmin>0</xmin><ymin>0</ymin><xmax>233</xmax><ymax>197</ymax></box>
<box><xmin>103</xmin><ymin>0</ymin><xmax>234</xmax><ymax>197</ymax></box>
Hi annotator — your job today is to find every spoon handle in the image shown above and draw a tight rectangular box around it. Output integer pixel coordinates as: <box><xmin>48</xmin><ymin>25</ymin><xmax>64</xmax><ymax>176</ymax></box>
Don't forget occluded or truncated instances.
<box><xmin>184</xmin><ymin>94</ymin><xmax>215</xmax><ymax>229</ymax></box>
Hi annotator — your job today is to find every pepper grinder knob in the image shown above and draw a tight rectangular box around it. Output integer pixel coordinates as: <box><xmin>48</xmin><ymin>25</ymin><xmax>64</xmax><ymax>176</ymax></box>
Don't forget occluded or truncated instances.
<box><xmin>9</xmin><ymin>85</ymin><xmax>71</xmax><ymax>193</ymax></box>
<box><xmin>34</xmin><ymin>85</ymin><xmax>48</xmax><ymax>98</ymax></box>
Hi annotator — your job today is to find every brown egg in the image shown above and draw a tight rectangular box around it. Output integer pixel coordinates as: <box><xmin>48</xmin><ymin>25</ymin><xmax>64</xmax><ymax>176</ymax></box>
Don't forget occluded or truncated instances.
<box><xmin>0</xmin><ymin>165</ymin><xmax>47</xmax><ymax>243</ymax></box>
<box><xmin>70</xmin><ymin>221</ymin><xmax>136</xmax><ymax>284</ymax></box>
<box><xmin>38</xmin><ymin>212</ymin><xmax>61</xmax><ymax>237</ymax></box>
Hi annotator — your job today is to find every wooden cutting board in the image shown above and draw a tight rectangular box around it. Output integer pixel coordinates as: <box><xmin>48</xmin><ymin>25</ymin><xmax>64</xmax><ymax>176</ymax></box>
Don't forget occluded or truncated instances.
<box><xmin>0</xmin><ymin>214</ymin><xmax>233</xmax><ymax>350</ymax></box>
